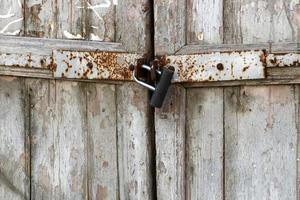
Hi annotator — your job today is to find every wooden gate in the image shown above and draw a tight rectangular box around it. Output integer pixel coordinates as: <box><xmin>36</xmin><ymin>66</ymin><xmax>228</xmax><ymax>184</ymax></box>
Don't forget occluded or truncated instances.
<box><xmin>154</xmin><ymin>0</ymin><xmax>300</xmax><ymax>200</ymax></box>
<box><xmin>0</xmin><ymin>0</ymin><xmax>154</xmax><ymax>199</ymax></box>
<box><xmin>1</xmin><ymin>0</ymin><xmax>300</xmax><ymax>200</ymax></box>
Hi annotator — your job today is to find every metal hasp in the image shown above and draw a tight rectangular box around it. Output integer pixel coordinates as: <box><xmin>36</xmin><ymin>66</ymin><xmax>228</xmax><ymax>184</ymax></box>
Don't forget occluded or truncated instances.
<box><xmin>131</xmin><ymin>61</ymin><xmax>174</xmax><ymax>108</ymax></box>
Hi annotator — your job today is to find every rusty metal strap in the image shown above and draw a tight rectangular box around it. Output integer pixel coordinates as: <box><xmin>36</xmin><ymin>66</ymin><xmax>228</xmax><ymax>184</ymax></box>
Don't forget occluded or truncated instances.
<box><xmin>52</xmin><ymin>50</ymin><xmax>141</xmax><ymax>80</ymax></box>
<box><xmin>0</xmin><ymin>49</ymin><xmax>300</xmax><ymax>83</ymax></box>
<box><xmin>158</xmin><ymin>51</ymin><xmax>300</xmax><ymax>83</ymax></box>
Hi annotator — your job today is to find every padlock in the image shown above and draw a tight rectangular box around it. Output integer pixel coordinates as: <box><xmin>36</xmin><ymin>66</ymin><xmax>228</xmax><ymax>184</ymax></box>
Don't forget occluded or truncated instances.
<box><xmin>132</xmin><ymin>63</ymin><xmax>174</xmax><ymax>108</ymax></box>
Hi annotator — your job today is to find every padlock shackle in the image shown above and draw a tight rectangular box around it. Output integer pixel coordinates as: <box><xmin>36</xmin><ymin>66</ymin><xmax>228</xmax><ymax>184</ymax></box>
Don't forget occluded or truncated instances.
<box><xmin>133</xmin><ymin>70</ymin><xmax>155</xmax><ymax>91</ymax></box>
<box><xmin>141</xmin><ymin>65</ymin><xmax>162</xmax><ymax>75</ymax></box>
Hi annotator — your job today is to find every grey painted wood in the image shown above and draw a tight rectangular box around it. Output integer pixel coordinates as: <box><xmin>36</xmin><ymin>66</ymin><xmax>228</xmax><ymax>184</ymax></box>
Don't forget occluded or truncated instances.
<box><xmin>224</xmin><ymin>0</ymin><xmax>300</xmax><ymax>44</ymax></box>
<box><xmin>86</xmin><ymin>83</ymin><xmax>118</xmax><ymax>200</ymax></box>
<box><xmin>116</xmin><ymin>0</ymin><xmax>152</xmax><ymax>53</ymax></box>
<box><xmin>186</xmin><ymin>88</ymin><xmax>224</xmax><ymax>200</ymax></box>
<box><xmin>0</xmin><ymin>35</ymin><xmax>125</xmax><ymax>56</ymax></box>
<box><xmin>0</xmin><ymin>0</ymin><xmax>23</xmax><ymax>36</ymax></box>
<box><xmin>29</xmin><ymin>79</ymin><xmax>88</xmax><ymax>199</ymax></box>
<box><xmin>296</xmin><ymin>86</ymin><xmax>300</xmax><ymax>200</ymax></box>
<box><xmin>155</xmin><ymin>85</ymin><xmax>186</xmax><ymax>200</ymax></box>
<box><xmin>176</xmin><ymin>42</ymin><xmax>300</xmax><ymax>55</ymax></box>
<box><xmin>87</xmin><ymin>0</ymin><xmax>115</xmax><ymax>41</ymax></box>
<box><xmin>224</xmin><ymin>86</ymin><xmax>298</xmax><ymax>200</ymax></box>
<box><xmin>55</xmin><ymin>80</ymin><xmax>88</xmax><ymax>199</ymax></box>
<box><xmin>24</xmin><ymin>0</ymin><xmax>116</xmax><ymax>41</ymax></box>
<box><xmin>117</xmin><ymin>82</ymin><xmax>153</xmax><ymax>200</ymax></box>
<box><xmin>0</xmin><ymin>77</ymin><xmax>29</xmax><ymax>200</ymax></box>
<box><xmin>187</xmin><ymin>0</ymin><xmax>223</xmax><ymax>44</ymax></box>
<box><xmin>28</xmin><ymin>79</ymin><xmax>59</xmax><ymax>199</ymax></box>
<box><xmin>24</xmin><ymin>0</ymin><xmax>57</xmax><ymax>38</ymax></box>
<box><xmin>154</xmin><ymin>0</ymin><xmax>186</xmax><ymax>55</ymax></box>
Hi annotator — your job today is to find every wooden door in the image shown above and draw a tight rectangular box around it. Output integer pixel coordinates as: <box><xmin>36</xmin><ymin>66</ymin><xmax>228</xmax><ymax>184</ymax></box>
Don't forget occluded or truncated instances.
<box><xmin>0</xmin><ymin>1</ymin><xmax>154</xmax><ymax>199</ymax></box>
<box><xmin>154</xmin><ymin>1</ymin><xmax>300</xmax><ymax>200</ymax></box>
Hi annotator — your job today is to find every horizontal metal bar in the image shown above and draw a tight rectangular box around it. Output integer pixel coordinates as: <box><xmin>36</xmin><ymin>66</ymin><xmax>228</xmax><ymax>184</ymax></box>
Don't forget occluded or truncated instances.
<box><xmin>158</xmin><ymin>51</ymin><xmax>300</xmax><ymax>83</ymax></box>
<box><xmin>0</xmin><ymin>38</ymin><xmax>299</xmax><ymax>83</ymax></box>
<box><xmin>160</xmin><ymin>50</ymin><xmax>267</xmax><ymax>82</ymax></box>
<box><xmin>53</xmin><ymin>50</ymin><xmax>142</xmax><ymax>80</ymax></box>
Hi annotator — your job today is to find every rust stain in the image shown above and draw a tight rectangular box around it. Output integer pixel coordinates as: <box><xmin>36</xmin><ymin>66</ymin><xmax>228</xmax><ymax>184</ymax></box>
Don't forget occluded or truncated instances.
<box><xmin>96</xmin><ymin>185</ymin><xmax>108</xmax><ymax>200</ymax></box>
<box><xmin>259</xmin><ymin>49</ymin><xmax>267</xmax><ymax>67</ymax></box>
<box><xmin>217</xmin><ymin>63</ymin><xmax>224</xmax><ymax>71</ymax></box>
<box><xmin>242</xmin><ymin>66</ymin><xmax>250</xmax><ymax>72</ymax></box>
<box><xmin>25</xmin><ymin>4</ymin><xmax>45</xmax><ymax>37</ymax></box>
<box><xmin>53</xmin><ymin>50</ymin><xmax>141</xmax><ymax>80</ymax></box>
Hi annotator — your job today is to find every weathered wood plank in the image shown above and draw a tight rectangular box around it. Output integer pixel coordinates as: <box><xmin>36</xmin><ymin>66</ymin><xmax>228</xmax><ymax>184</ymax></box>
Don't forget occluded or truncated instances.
<box><xmin>224</xmin><ymin>86</ymin><xmax>298</xmax><ymax>199</ymax></box>
<box><xmin>154</xmin><ymin>0</ymin><xmax>186</xmax><ymax>55</ymax></box>
<box><xmin>116</xmin><ymin>0</ymin><xmax>152</xmax><ymax>54</ymax></box>
<box><xmin>87</xmin><ymin>0</ymin><xmax>115</xmax><ymax>41</ymax></box>
<box><xmin>30</xmin><ymin>80</ymin><xmax>88</xmax><ymax>199</ymax></box>
<box><xmin>117</xmin><ymin>82</ymin><xmax>153</xmax><ymax>200</ymax></box>
<box><xmin>24</xmin><ymin>0</ymin><xmax>58</xmax><ymax>38</ymax></box>
<box><xmin>0</xmin><ymin>35</ymin><xmax>125</xmax><ymax>56</ymax></box>
<box><xmin>55</xmin><ymin>80</ymin><xmax>88</xmax><ymax>199</ymax></box>
<box><xmin>86</xmin><ymin>83</ymin><xmax>118</xmax><ymax>200</ymax></box>
<box><xmin>296</xmin><ymin>86</ymin><xmax>300</xmax><ymax>200</ymax></box>
<box><xmin>0</xmin><ymin>0</ymin><xmax>23</xmax><ymax>36</ymax></box>
<box><xmin>0</xmin><ymin>77</ymin><xmax>29</xmax><ymax>199</ymax></box>
<box><xmin>186</xmin><ymin>88</ymin><xmax>224</xmax><ymax>200</ymax></box>
<box><xmin>155</xmin><ymin>85</ymin><xmax>186</xmax><ymax>200</ymax></box>
<box><xmin>56</xmin><ymin>0</ymin><xmax>85</xmax><ymax>39</ymax></box>
<box><xmin>176</xmin><ymin>42</ymin><xmax>300</xmax><ymax>55</ymax></box>
<box><xmin>28</xmin><ymin>79</ymin><xmax>59</xmax><ymax>199</ymax></box>
<box><xmin>187</xmin><ymin>0</ymin><xmax>223</xmax><ymax>44</ymax></box>
<box><xmin>224</xmin><ymin>0</ymin><xmax>300</xmax><ymax>44</ymax></box>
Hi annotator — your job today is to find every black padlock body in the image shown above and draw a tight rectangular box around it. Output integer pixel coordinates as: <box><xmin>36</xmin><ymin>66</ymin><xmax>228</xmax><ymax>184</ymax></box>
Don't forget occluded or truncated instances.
<box><xmin>150</xmin><ymin>67</ymin><xmax>174</xmax><ymax>108</ymax></box>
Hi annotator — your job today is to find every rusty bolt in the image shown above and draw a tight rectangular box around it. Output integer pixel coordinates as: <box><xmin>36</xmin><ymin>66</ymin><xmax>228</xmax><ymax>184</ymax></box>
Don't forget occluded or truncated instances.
<box><xmin>217</xmin><ymin>63</ymin><xmax>224</xmax><ymax>71</ymax></box>
<box><xmin>129</xmin><ymin>64</ymin><xmax>135</xmax><ymax>71</ymax></box>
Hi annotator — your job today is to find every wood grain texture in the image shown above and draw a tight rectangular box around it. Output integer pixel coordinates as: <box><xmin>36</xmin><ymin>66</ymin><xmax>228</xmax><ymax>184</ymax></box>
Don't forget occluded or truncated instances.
<box><xmin>186</xmin><ymin>88</ymin><xmax>223</xmax><ymax>200</ymax></box>
<box><xmin>28</xmin><ymin>79</ymin><xmax>59</xmax><ymax>199</ymax></box>
<box><xmin>86</xmin><ymin>83</ymin><xmax>118</xmax><ymax>200</ymax></box>
<box><xmin>30</xmin><ymin>80</ymin><xmax>88</xmax><ymax>199</ymax></box>
<box><xmin>87</xmin><ymin>0</ymin><xmax>115</xmax><ymax>41</ymax></box>
<box><xmin>224</xmin><ymin>0</ymin><xmax>300</xmax><ymax>44</ymax></box>
<box><xmin>297</xmin><ymin>85</ymin><xmax>300</xmax><ymax>200</ymax></box>
<box><xmin>24</xmin><ymin>0</ymin><xmax>58</xmax><ymax>38</ymax></box>
<box><xmin>155</xmin><ymin>85</ymin><xmax>186</xmax><ymax>200</ymax></box>
<box><xmin>154</xmin><ymin>0</ymin><xmax>186</xmax><ymax>55</ymax></box>
<box><xmin>0</xmin><ymin>77</ymin><xmax>29</xmax><ymax>200</ymax></box>
<box><xmin>117</xmin><ymin>82</ymin><xmax>153</xmax><ymax>200</ymax></box>
<box><xmin>187</xmin><ymin>0</ymin><xmax>223</xmax><ymax>44</ymax></box>
<box><xmin>116</xmin><ymin>0</ymin><xmax>152</xmax><ymax>54</ymax></box>
<box><xmin>24</xmin><ymin>0</ymin><xmax>116</xmax><ymax>40</ymax></box>
<box><xmin>224</xmin><ymin>86</ymin><xmax>298</xmax><ymax>200</ymax></box>
<box><xmin>0</xmin><ymin>0</ymin><xmax>23</xmax><ymax>36</ymax></box>
<box><xmin>55</xmin><ymin>80</ymin><xmax>88</xmax><ymax>199</ymax></box>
